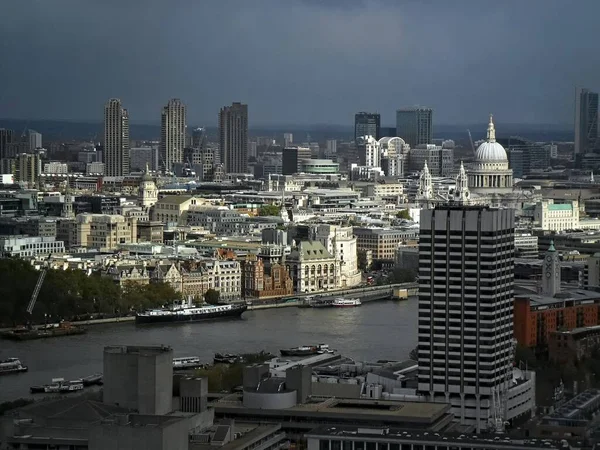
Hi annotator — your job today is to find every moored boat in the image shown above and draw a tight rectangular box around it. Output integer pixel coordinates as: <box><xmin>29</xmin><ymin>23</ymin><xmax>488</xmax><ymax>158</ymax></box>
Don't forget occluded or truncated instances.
<box><xmin>214</xmin><ymin>353</ymin><xmax>244</xmax><ymax>364</ymax></box>
<box><xmin>31</xmin><ymin>377</ymin><xmax>85</xmax><ymax>394</ymax></box>
<box><xmin>332</xmin><ymin>298</ymin><xmax>362</xmax><ymax>307</ymax></box>
<box><xmin>280</xmin><ymin>343</ymin><xmax>330</xmax><ymax>357</ymax></box>
<box><xmin>136</xmin><ymin>299</ymin><xmax>247</xmax><ymax>325</ymax></box>
<box><xmin>173</xmin><ymin>356</ymin><xmax>204</xmax><ymax>370</ymax></box>
<box><xmin>0</xmin><ymin>357</ymin><xmax>28</xmax><ymax>375</ymax></box>
<box><xmin>1</xmin><ymin>322</ymin><xmax>86</xmax><ymax>341</ymax></box>
<box><xmin>82</xmin><ymin>373</ymin><xmax>103</xmax><ymax>386</ymax></box>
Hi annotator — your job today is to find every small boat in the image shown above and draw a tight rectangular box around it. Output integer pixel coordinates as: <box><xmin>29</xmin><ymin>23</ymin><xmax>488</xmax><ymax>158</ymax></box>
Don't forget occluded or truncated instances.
<box><xmin>30</xmin><ymin>377</ymin><xmax>84</xmax><ymax>394</ymax></box>
<box><xmin>332</xmin><ymin>298</ymin><xmax>362</xmax><ymax>307</ymax></box>
<box><xmin>280</xmin><ymin>343</ymin><xmax>330</xmax><ymax>357</ymax></box>
<box><xmin>214</xmin><ymin>353</ymin><xmax>244</xmax><ymax>364</ymax></box>
<box><xmin>173</xmin><ymin>356</ymin><xmax>204</xmax><ymax>370</ymax></box>
<box><xmin>82</xmin><ymin>373</ymin><xmax>103</xmax><ymax>386</ymax></box>
<box><xmin>0</xmin><ymin>357</ymin><xmax>28</xmax><ymax>375</ymax></box>
<box><xmin>59</xmin><ymin>379</ymin><xmax>84</xmax><ymax>393</ymax></box>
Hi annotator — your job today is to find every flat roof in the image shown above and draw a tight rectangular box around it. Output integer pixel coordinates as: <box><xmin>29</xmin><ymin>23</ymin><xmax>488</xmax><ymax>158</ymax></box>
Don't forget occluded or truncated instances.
<box><xmin>306</xmin><ymin>425</ymin><xmax>572</xmax><ymax>449</ymax></box>
<box><xmin>215</xmin><ymin>396</ymin><xmax>449</xmax><ymax>424</ymax></box>
<box><xmin>516</xmin><ymin>286</ymin><xmax>600</xmax><ymax>308</ymax></box>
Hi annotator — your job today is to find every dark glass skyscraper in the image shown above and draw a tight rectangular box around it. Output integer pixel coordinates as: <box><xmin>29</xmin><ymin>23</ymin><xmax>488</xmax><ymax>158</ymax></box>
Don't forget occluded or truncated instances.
<box><xmin>354</xmin><ymin>112</ymin><xmax>380</xmax><ymax>142</ymax></box>
<box><xmin>219</xmin><ymin>102</ymin><xmax>248</xmax><ymax>174</ymax></box>
<box><xmin>575</xmin><ymin>88</ymin><xmax>598</xmax><ymax>159</ymax></box>
<box><xmin>396</xmin><ymin>107</ymin><xmax>433</xmax><ymax>148</ymax></box>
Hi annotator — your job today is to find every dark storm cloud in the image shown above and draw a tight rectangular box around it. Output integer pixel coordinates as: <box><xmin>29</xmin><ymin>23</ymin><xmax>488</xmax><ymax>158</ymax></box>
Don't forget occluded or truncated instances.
<box><xmin>1</xmin><ymin>0</ymin><xmax>598</xmax><ymax>126</ymax></box>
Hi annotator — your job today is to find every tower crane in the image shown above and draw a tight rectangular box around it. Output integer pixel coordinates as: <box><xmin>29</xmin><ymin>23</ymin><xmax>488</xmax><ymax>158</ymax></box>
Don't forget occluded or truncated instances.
<box><xmin>25</xmin><ymin>255</ymin><xmax>51</xmax><ymax>316</ymax></box>
<box><xmin>467</xmin><ymin>129</ymin><xmax>476</xmax><ymax>155</ymax></box>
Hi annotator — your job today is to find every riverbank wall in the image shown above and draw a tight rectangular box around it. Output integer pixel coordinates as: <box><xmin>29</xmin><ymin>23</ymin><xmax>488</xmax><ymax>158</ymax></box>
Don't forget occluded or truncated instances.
<box><xmin>0</xmin><ymin>282</ymin><xmax>418</xmax><ymax>330</ymax></box>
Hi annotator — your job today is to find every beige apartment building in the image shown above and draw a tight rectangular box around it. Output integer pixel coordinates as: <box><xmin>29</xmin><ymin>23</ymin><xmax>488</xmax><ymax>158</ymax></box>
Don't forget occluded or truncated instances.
<box><xmin>76</xmin><ymin>213</ymin><xmax>137</xmax><ymax>251</ymax></box>
<box><xmin>353</xmin><ymin>227</ymin><xmax>418</xmax><ymax>262</ymax></box>
<box><xmin>151</xmin><ymin>195</ymin><xmax>204</xmax><ymax>225</ymax></box>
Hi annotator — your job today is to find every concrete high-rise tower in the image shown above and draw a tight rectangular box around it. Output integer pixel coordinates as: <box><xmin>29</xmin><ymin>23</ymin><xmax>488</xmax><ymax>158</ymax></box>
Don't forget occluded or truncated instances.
<box><xmin>396</xmin><ymin>107</ymin><xmax>433</xmax><ymax>148</ymax></box>
<box><xmin>219</xmin><ymin>102</ymin><xmax>248</xmax><ymax>174</ymax></box>
<box><xmin>104</xmin><ymin>99</ymin><xmax>130</xmax><ymax>176</ymax></box>
<box><xmin>575</xmin><ymin>88</ymin><xmax>599</xmax><ymax>160</ymax></box>
<box><xmin>418</xmin><ymin>205</ymin><xmax>515</xmax><ymax>432</ymax></box>
<box><xmin>160</xmin><ymin>98</ymin><xmax>187</xmax><ymax>172</ymax></box>
<box><xmin>542</xmin><ymin>240</ymin><xmax>561</xmax><ymax>297</ymax></box>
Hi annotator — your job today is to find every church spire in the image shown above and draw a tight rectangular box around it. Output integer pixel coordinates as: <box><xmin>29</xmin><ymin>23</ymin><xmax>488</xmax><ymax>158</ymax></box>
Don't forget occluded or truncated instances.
<box><xmin>487</xmin><ymin>114</ymin><xmax>496</xmax><ymax>143</ymax></box>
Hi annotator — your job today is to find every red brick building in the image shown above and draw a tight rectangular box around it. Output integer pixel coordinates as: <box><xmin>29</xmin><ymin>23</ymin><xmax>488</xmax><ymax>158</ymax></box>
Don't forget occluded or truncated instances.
<box><xmin>514</xmin><ymin>292</ymin><xmax>600</xmax><ymax>348</ymax></box>
<box><xmin>243</xmin><ymin>256</ymin><xmax>293</xmax><ymax>299</ymax></box>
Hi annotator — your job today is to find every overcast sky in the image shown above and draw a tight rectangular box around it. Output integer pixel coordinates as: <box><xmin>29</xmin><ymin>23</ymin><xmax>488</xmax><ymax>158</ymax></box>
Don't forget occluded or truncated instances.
<box><xmin>1</xmin><ymin>0</ymin><xmax>599</xmax><ymax>126</ymax></box>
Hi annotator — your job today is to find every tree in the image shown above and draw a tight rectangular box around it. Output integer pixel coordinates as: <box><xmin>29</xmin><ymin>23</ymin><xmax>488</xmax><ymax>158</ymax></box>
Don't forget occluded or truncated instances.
<box><xmin>258</xmin><ymin>204</ymin><xmax>281</xmax><ymax>216</ymax></box>
<box><xmin>396</xmin><ymin>209</ymin><xmax>412</xmax><ymax>220</ymax></box>
<box><xmin>357</xmin><ymin>250</ymin><xmax>370</xmax><ymax>272</ymax></box>
<box><xmin>409</xmin><ymin>347</ymin><xmax>418</xmax><ymax>361</ymax></box>
<box><xmin>204</xmin><ymin>288</ymin><xmax>221</xmax><ymax>305</ymax></box>
<box><xmin>388</xmin><ymin>267</ymin><xmax>416</xmax><ymax>283</ymax></box>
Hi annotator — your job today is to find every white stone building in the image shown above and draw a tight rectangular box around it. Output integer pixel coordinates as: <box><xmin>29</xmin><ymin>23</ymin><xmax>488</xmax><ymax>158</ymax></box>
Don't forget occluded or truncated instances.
<box><xmin>533</xmin><ymin>200</ymin><xmax>579</xmax><ymax>231</ymax></box>
<box><xmin>286</xmin><ymin>241</ymin><xmax>340</xmax><ymax>293</ymax></box>
<box><xmin>312</xmin><ymin>224</ymin><xmax>361</xmax><ymax>288</ymax></box>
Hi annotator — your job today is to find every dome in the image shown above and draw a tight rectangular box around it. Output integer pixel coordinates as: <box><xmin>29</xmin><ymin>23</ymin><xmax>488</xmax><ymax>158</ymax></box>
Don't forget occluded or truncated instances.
<box><xmin>475</xmin><ymin>141</ymin><xmax>507</xmax><ymax>161</ymax></box>
<box><xmin>474</xmin><ymin>114</ymin><xmax>507</xmax><ymax>162</ymax></box>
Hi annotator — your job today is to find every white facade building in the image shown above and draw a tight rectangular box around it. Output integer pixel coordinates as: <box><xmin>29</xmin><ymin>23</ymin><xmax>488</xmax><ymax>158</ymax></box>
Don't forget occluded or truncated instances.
<box><xmin>0</xmin><ymin>235</ymin><xmax>65</xmax><ymax>257</ymax></box>
<box><xmin>312</xmin><ymin>224</ymin><xmax>361</xmax><ymax>288</ymax></box>
<box><xmin>533</xmin><ymin>200</ymin><xmax>579</xmax><ymax>231</ymax></box>
<box><xmin>43</xmin><ymin>162</ymin><xmax>69</xmax><ymax>174</ymax></box>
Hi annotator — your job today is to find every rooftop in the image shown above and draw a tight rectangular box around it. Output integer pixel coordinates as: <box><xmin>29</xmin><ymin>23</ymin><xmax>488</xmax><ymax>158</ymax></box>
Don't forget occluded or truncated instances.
<box><xmin>306</xmin><ymin>425</ymin><xmax>573</xmax><ymax>450</ymax></box>
<box><xmin>104</xmin><ymin>345</ymin><xmax>172</xmax><ymax>356</ymax></box>
<box><xmin>215</xmin><ymin>396</ymin><xmax>449</xmax><ymax>424</ymax></box>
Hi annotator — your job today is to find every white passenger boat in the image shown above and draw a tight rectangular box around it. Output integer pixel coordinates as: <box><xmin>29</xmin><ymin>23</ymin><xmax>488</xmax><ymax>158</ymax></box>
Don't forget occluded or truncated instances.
<box><xmin>332</xmin><ymin>298</ymin><xmax>362</xmax><ymax>307</ymax></box>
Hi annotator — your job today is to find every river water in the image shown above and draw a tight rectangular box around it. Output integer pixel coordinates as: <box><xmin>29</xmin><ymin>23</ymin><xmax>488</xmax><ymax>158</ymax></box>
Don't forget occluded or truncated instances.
<box><xmin>0</xmin><ymin>300</ymin><xmax>417</xmax><ymax>403</ymax></box>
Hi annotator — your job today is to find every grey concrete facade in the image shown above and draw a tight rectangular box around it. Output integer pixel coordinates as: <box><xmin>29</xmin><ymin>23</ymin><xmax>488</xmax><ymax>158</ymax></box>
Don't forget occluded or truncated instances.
<box><xmin>103</xmin><ymin>345</ymin><xmax>173</xmax><ymax>415</ymax></box>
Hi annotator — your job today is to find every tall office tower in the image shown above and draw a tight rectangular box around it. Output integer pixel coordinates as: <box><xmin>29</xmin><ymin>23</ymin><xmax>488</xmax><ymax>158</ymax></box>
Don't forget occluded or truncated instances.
<box><xmin>284</xmin><ymin>133</ymin><xmax>293</xmax><ymax>147</ymax></box>
<box><xmin>325</xmin><ymin>139</ymin><xmax>337</xmax><ymax>158</ymax></box>
<box><xmin>104</xmin><ymin>98</ymin><xmax>130</xmax><ymax>176</ymax></box>
<box><xmin>418</xmin><ymin>205</ymin><xmax>515</xmax><ymax>432</ymax></box>
<box><xmin>27</xmin><ymin>130</ymin><xmax>42</xmax><ymax>151</ymax></box>
<box><xmin>396</xmin><ymin>107</ymin><xmax>433</xmax><ymax>148</ymax></box>
<box><xmin>0</xmin><ymin>128</ymin><xmax>14</xmax><ymax>160</ymax></box>
<box><xmin>160</xmin><ymin>98</ymin><xmax>187</xmax><ymax>172</ymax></box>
<box><xmin>282</xmin><ymin>146</ymin><xmax>312</xmax><ymax>175</ymax></box>
<box><xmin>219</xmin><ymin>102</ymin><xmax>248</xmax><ymax>174</ymax></box>
<box><xmin>575</xmin><ymin>88</ymin><xmax>599</xmax><ymax>160</ymax></box>
<box><xmin>354</xmin><ymin>112</ymin><xmax>380</xmax><ymax>142</ymax></box>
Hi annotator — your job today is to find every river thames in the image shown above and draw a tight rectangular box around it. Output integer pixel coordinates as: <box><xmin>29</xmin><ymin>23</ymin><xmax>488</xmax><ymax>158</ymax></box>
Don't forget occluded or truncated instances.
<box><xmin>0</xmin><ymin>300</ymin><xmax>417</xmax><ymax>403</ymax></box>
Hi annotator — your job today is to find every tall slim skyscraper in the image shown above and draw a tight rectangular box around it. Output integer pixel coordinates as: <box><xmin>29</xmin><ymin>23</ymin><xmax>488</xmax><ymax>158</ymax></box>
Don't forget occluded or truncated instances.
<box><xmin>160</xmin><ymin>98</ymin><xmax>187</xmax><ymax>172</ymax></box>
<box><xmin>396</xmin><ymin>107</ymin><xmax>433</xmax><ymax>148</ymax></box>
<box><xmin>104</xmin><ymin>98</ymin><xmax>130</xmax><ymax>176</ymax></box>
<box><xmin>354</xmin><ymin>112</ymin><xmax>380</xmax><ymax>142</ymax></box>
<box><xmin>418</xmin><ymin>205</ymin><xmax>515</xmax><ymax>432</ymax></box>
<box><xmin>0</xmin><ymin>129</ymin><xmax>14</xmax><ymax>160</ymax></box>
<box><xmin>219</xmin><ymin>102</ymin><xmax>248</xmax><ymax>174</ymax></box>
<box><xmin>575</xmin><ymin>88</ymin><xmax>598</xmax><ymax>159</ymax></box>
<box><xmin>27</xmin><ymin>130</ymin><xmax>42</xmax><ymax>151</ymax></box>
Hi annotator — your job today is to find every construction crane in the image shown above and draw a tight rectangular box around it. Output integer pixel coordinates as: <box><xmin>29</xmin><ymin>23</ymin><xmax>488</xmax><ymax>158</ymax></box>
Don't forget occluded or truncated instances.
<box><xmin>25</xmin><ymin>255</ymin><xmax>51</xmax><ymax>316</ymax></box>
<box><xmin>467</xmin><ymin>129</ymin><xmax>475</xmax><ymax>155</ymax></box>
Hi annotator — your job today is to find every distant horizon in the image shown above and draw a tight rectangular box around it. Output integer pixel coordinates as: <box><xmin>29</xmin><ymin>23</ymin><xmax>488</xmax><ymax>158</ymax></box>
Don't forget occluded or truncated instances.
<box><xmin>0</xmin><ymin>117</ymin><xmax>575</xmax><ymax>131</ymax></box>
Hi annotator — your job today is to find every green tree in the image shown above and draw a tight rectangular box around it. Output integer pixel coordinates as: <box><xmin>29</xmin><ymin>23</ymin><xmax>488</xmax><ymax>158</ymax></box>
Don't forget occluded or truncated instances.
<box><xmin>258</xmin><ymin>204</ymin><xmax>281</xmax><ymax>216</ymax></box>
<box><xmin>388</xmin><ymin>267</ymin><xmax>416</xmax><ymax>283</ymax></box>
<box><xmin>396</xmin><ymin>209</ymin><xmax>412</xmax><ymax>220</ymax></box>
<box><xmin>204</xmin><ymin>288</ymin><xmax>221</xmax><ymax>305</ymax></box>
<box><xmin>357</xmin><ymin>250</ymin><xmax>370</xmax><ymax>272</ymax></box>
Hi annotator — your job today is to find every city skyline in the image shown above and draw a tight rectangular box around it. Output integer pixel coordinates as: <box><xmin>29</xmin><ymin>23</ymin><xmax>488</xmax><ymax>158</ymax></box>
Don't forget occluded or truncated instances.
<box><xmin>1</xmin><ymin>1</ymin><xmax>599</xmax><ymax>126</ymax></box>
